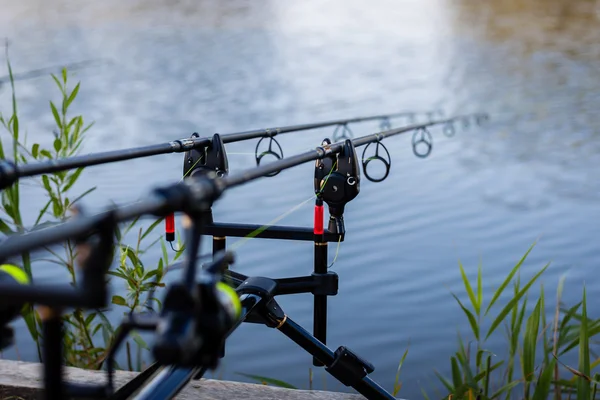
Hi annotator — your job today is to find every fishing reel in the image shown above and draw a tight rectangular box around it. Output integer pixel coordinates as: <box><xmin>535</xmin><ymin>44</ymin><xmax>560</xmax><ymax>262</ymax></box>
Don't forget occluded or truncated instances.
<box><xmin>153</xmin><ymin>250</ymin><xmax>238</xmax><ymax>369</ymax></box>
<box><xmin>314</xmin><ymin>138</ymin><xmax>360</xmax><ymax>234</ymax></box>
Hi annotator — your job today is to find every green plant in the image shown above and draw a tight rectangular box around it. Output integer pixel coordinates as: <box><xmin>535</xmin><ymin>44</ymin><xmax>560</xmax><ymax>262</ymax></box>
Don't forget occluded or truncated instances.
<box><xmin>0</xmin><ymin>46</ymin><xmax>181</xmax><ymax>372</ymax></box>
<box><xmin>429</xmin><ymin>242</ymin><xmax>600</xmax><ymax>399</ymax></box>
<box><xmin>0</xmin><ymin>42</ymin><xmax>48</xmax><ymax>360</ymax></box>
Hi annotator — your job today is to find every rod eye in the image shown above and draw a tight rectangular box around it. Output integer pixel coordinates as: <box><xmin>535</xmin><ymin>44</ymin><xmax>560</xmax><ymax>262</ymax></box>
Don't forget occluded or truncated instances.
<box><xmin>255</xmin><ymin>136</ymin><xmax>284</xmax><ymax>177</ymax></box>
<box><xmin>443</xmin><ymin>122</ymin><xmax>455</xmax><ymax>137</ymax></box>
<box><xmin>361</xmin><ymin>141</ymin><xmax>391</xmax><ymax>183</ymax></box>
<box><xmin>411</xmin><ymin>127</ymin><xmax>433</xmax><ymax>158</ymax></box>
<box><xmin>332</xmin><ymin>124</ymin><xmax>354</xmax><ymax>142</ymax></box>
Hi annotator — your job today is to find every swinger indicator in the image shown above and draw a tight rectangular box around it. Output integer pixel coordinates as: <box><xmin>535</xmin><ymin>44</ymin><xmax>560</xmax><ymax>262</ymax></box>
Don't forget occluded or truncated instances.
<box><xmin>314</xmin><ymin>199</ymin><xmax>324</xmax><ymax>235</ymax></box>
<box><xmin>165</xmin><ymin>213</ymin><xmax>175</xmax><ymax>242</ymax></box>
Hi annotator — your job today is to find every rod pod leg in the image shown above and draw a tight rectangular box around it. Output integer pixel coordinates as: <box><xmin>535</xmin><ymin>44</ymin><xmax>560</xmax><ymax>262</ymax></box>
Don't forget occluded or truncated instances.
<box><xmin>40</xmin><ymin>307</ymin><xmax>65</xmax><ymax>400</ymax></box>
<box><xmin>313</xmin><ymin>240</ymin><xmax>328</xmax><ymax>367</ymax></box>
<box><xmin>254</xmin><ymin>298</ymin><xmax>395</xmax><ymax>400</ymax></box>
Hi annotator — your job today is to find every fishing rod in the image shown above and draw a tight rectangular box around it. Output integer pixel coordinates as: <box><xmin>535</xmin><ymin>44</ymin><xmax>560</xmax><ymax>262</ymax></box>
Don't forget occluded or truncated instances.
<box><xmin>0</xmin><ymin>112</ymin><xmax>488</xmax><ymax>400</ymax></box>
<box><xmin>0</xmin><ymin>59</ymin><xmax>106</xmax><ymax>88</ymax></box>
<box><xmin>0</xmin><ymin>109</ymin><xmax>447</xmax><ymax>190</ymax></box>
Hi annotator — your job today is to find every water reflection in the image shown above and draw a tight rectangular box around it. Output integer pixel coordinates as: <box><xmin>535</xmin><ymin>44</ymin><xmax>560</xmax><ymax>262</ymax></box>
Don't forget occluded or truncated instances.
<box><xmin>0</xmin><ymin>0</ymin><xmax>599</xmax><ymax>398</ymax></box>
<box><xmin>439</xmin><ymin>0</ymin><xmax>600</xmax><ymax>211</ymax></box>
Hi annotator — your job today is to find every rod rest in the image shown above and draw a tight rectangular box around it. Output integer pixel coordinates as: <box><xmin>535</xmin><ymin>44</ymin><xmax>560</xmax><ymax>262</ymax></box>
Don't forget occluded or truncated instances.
<box><xmin>222</xmin><ymin>270</ymin><xmax>338</xmax><ymax>297</ymax></box>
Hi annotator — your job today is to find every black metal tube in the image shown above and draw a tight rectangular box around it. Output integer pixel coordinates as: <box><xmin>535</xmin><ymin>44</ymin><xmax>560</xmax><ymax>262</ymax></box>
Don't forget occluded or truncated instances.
<box><xmin>313</xmin><ymin>198</ymin><xmax>328</xmax><ymax>367</ymax></box>
<box><xmin>130</xmin><ymin>366</ymin><xmax>204</xmax><ymax>400</ymax></box>
<box><xmin>278</xmin><ymin>317</ymin><xmax>396</xmax><ymax>400</ymax></box>
<box><xmin>212</xmin><ymin>236</ymin><xmax>226</xmax><ymax>261</ymax></box>
<box><xmin>221</xmin><ymin>111</ymin><xmax>423</xmax><ymax>143</ymax></box>
<box><xmin>42</xmin><ymin>311</ymin><xmax>64</xmax><ymax>400</ymax></box>
<box><xmin>222</xmin><ymin>116</ymin><xmax>471</xmax><ymax>189</ymax></box>
<box><xmin>203</xmin><ymin>222</ymin><xmax>341</xmax><ymax>242</ymax></box>
<box><xmin>223</xmin><ymin>150</ymin><xmax>326</xmax><ymax>188</ymax></box>
<box><xmin>0</xmin><ymin>193</ymin><xmax>167</xmax><ymax>262</ymax></box>
<box><xmin>273</xmin><ymin>276</ymin><xmax>317</xmax><ymax>295</ymax></box>
<box><xmin>20</xmin><ymin>142</ymin><xmax>191</xmax><ymax>177</ymax></box>
<box><xmin>0</xmin><ymin>284</ymin><xmax>84</xmax><ymax>307</ymax></box>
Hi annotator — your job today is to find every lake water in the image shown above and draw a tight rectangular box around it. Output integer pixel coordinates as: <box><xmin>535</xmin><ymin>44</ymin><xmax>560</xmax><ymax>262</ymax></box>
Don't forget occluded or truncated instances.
<box><xmin>1</xmin><ymin>0</ymin><xmax>600</xmax><ymax>398</ymax></box>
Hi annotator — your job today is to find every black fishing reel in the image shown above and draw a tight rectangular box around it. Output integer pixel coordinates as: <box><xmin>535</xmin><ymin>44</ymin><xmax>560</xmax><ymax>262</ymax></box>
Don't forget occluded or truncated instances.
<box><xmin>314</xmin><ymin>139</ymin><xmax>360</xmax><ymax>234</ymax></box>
<box><xmin>153</xmin><ymin>251</ymin><xmax>238</xmax><ymax>369</ymax></box>
<box><xmin>255</xmin><ymin>130</ymin><xmax>284</xmax><ymax>177</ymax></box>
<box><xmin>183</xmin><ymin>133</ymin><xmax>229</xmax><ymax>179</ymax></box>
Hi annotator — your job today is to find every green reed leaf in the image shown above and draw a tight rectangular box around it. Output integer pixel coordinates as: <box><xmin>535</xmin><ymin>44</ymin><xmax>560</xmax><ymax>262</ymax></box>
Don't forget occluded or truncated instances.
<box><xmin>50</xmin><ymin>101</ymin><xmax>62</xmax><ymax>129</ymax></box>
<box><xmin>523</xmin><ymin>297</ymin><xmax>542</xmax><ymax>384</ymax></box>
<box><xmin>486</xmin><ymin>262</ymin><xmax>549</xmax><ymax>340</ymax></box>
<box><xmin>451</xmin><ymin>292</ymin><xmax>479</xmax><ymax>341</ymax></box>
<box><xmin>532</xmin><ymin>358</ymin><xmax>557</xmax><ymax>400</ymax></box>
<box><xmin>485</xmin><ymin>242</ymin><xmax>536</xmax><ymax>316</ymax></box>
<box><xmin>459</xmin><ymin>259</ymin><xmax>479</xmax><ymax>315</ymax></box>
<box><xmin>66</xmin><ymin>82</ymin><xmax>80</xmax><ymax>109</ymax></box>
<box><xmin>577</xmin><ymin>286</ymin><xmax>590</xmax><ymax>400</ymax></box>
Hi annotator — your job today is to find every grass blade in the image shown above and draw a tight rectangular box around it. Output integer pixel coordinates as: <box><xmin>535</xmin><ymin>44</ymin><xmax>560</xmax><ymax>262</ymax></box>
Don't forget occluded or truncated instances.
<box><xmin>477</xmin><ymin>260</ymin><xmax>482</xmax><ymax>318</ymax></box>
<box><xmin>532</xmin><ymin>358</ymin><xmax>557</xmax><ymax>400</ymax></box>
<box><xmin>522</xmin><ymin>297</ymin><xmax>542</xmax><ymax>396</ymax></box>
<box><xmin>393</xmin><ymin>345</ymin><xmax>409</xmax><ymax>396</ymax></box>
<box><xmin>451</xmin><ymin>356</ymin><xmax>462</xmax><ymax>392</ymax></box>
<box><xmin>576</xmin><ymin>286</ymin><xmax>590</xmax><ymax>400</ymax></box>
<box><xmin>459</xmin><ymin>259</ymin><xmax>479</xmax><ymax>315</ymax></box>
<box><xmin>434</xmin><ymin>370</ymin><xmax>454</xmax><ymax>393</ymax></box>
<box><xmin>486</xmin><ymin>262</ymin><xmax>549</xmax><ymax>340</ymax></box>
<box><xmin>451</xmin><ymin>292</ymin><xmax>480</xmax><ymax>341</ymax></box>
<box><xmin>485</xmin><ymin>242</ymin><xmax>536</xmax><ymax>316</ymax></box>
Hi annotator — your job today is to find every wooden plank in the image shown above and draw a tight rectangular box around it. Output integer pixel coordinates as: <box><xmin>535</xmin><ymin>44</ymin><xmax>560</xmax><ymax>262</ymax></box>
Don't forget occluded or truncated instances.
<box><xmin>0</xmin><ymin>360</ymin><xmax>368</xmax><ymax>399</ymax></box>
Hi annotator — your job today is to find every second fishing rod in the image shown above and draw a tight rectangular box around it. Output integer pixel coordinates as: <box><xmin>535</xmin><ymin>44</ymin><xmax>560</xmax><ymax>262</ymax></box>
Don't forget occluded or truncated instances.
<box><xmin>0</xmin><ymin>109</ymin><xmax>446</xmax><ymax>190</ymax></box>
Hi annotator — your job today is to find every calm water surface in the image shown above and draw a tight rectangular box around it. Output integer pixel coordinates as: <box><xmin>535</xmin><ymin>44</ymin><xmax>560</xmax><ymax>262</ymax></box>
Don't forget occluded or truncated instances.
<box><xmin>1</xmin><ymin>0</ymin><xmax>600</xmax><ymax>398</ymax></box>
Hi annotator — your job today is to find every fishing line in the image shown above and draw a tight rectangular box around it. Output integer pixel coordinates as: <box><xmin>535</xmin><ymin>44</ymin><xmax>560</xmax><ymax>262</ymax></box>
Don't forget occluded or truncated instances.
<box><xmin>228</xmin><ymin>161</ymin><xmax>338</xmax><ymax>251</ymax></box>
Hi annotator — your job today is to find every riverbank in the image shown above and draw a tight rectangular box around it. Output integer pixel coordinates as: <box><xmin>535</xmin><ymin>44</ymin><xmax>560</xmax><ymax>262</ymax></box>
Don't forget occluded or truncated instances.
<box><xmin>0</xmin><ymin>360</ymin><xmax>368</xmax><ymax>400</ymax></box>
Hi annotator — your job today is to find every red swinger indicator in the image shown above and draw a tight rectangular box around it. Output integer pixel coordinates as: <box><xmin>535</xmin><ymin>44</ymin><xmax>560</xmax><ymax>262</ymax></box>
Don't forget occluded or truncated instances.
<box><xmin>314</xmin><ymin>203</ymin><xmax>324</xmax><ymax>235</ymax></box>
<box><xmin>165</xmin><ymin>213</ymin><xmax>175</xmax><ymax>242</ymax></box>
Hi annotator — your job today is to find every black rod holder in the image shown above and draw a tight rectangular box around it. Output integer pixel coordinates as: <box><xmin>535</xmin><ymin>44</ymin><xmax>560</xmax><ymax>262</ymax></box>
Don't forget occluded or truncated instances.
<box><xmin>201</xmin><ymin>222</ymin><xmax>343</xmax><ymax>242</ymax></box>
<box><xmin>278</xmin><ymin>317</ymin><xmax>395</xmax><ymax>400</ymax></box>
<box><xmin>41</xmin><ymin>308</ymin><xmax>64</xmax><ymax>400</ymax></box>
<box><xmin>313</xmin><ymin>197</ymin><xmax>328</xmax><ymax>367</ymax></box>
